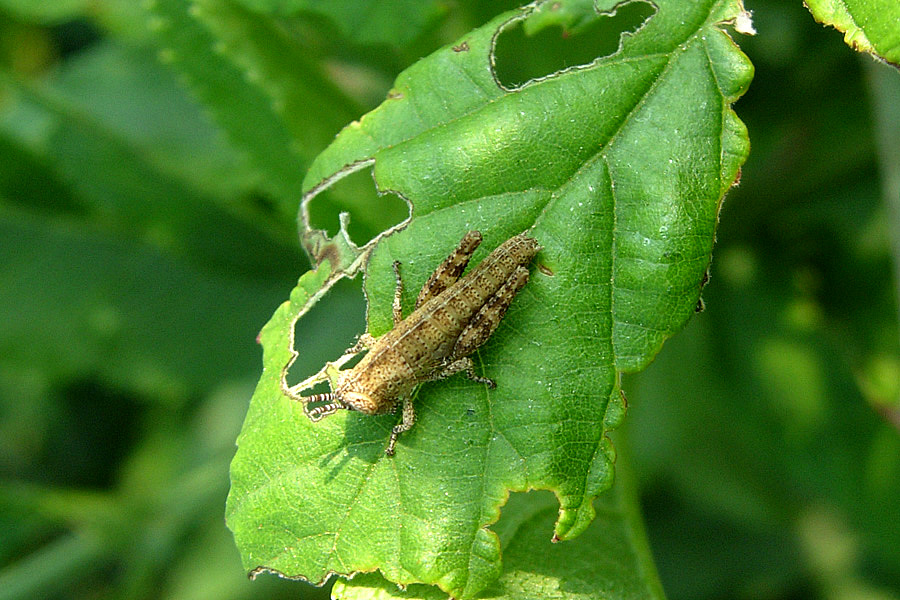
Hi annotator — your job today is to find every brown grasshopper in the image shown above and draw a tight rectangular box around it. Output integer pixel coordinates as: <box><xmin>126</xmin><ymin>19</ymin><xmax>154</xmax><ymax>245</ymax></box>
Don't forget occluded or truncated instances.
<box><xmin>294</xmin><ymin>230</ymin><xmax>540</xmax><ymax>455</ymax></box>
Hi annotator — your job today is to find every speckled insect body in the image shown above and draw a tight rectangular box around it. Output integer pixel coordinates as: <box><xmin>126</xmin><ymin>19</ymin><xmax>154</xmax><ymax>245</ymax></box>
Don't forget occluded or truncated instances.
<box><xmin>298</xmin><ymin>231</ymin><xmax>540</xmax><ymax>455</ymax></box>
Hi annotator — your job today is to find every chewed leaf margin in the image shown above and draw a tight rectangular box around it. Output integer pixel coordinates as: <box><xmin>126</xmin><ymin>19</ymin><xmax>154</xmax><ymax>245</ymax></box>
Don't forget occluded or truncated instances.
<box><xmin>804</xmin><ymin>0</ymin><xmax>900</xmax><ymax>67</ymax></box>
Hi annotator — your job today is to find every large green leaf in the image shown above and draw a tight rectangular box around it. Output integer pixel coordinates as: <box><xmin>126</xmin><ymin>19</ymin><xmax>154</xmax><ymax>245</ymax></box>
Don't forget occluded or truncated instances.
<box><xmin>804</xmin><ymin>0</ymin><xmax>900</xmax><ymax>67</ymax></box>
<box><xmin>227</xmin><ymin>0</ymin><xmax>753</xmax><ymax>598</ymax></box>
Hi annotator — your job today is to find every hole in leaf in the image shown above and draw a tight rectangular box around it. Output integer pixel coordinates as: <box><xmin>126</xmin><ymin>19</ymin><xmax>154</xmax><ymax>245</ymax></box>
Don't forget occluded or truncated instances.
<box><xmin>491</xmin><ymin>489</ymin><xmax>559</xmax><ymax>550</ymax></box>
<box><xmin>285</xmin><ymin>277</ymin><xmax>367</xmax><ymax>388</ymax></box>
<box><xmin>305</xmin><ymin>165</ymin><xmax>409</xmax><ymax>248</ymax></box>
<box><xmin>492</xmin><ymin>0</ymin><xmax>657</xmax><ymax>89</ymax></box>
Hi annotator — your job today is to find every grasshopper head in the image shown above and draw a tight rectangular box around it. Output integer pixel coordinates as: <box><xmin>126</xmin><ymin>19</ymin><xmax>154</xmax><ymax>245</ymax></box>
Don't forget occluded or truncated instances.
<box><xmin>339</xmin><ymin>390</ymin><xmax>379</xmax><ymax>415</ymax></box>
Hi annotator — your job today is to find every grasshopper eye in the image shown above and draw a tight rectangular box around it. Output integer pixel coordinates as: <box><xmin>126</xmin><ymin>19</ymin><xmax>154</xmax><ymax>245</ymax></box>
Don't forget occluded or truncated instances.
<box><xmin>341</xmin><ymin>391</ymin><xmax>380</xmax><ymax>415</ymax></box>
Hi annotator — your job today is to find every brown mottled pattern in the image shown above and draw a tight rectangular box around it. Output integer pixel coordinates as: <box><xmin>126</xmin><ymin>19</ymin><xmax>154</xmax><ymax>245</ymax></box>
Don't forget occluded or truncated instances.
<box><xmin>453</xmin><ymin>266</ymin><xmax>529</xmax><ymax>358</ymax></box>
<box><xmin>333</xmin><ymin>232</ymin><xmax>540</xmax><ymax>414</ymax></box>
<box><xmin>415</xmin><ymin>230</ymin><xmax>483</xmax><ymax>308</ymax></box>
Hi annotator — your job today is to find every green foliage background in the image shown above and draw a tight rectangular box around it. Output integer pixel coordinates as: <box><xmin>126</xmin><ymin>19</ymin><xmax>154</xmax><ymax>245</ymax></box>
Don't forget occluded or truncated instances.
<box><xmin>1</xmin><ymin>1</ymin><xmax>898</xmax><ymax>599</ymax></box>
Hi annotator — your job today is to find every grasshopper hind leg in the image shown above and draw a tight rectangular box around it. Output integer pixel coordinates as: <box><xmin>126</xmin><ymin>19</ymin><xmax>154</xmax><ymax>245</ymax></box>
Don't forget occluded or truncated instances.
<box><xmin>460</xmin><ymin>358</ymin><xmax>496</xmax><ymax>388</ymax></box>
<box><xmin>390</xmin><ymin>230</ymin><xmax>483</xmax><ymax>323</ymax></box>
<box><xmin>414</xmin><ymin>231</ymin><xmax>483</xmax><ymax>308</ymax></box>
<box><xmin>451</xmin><ymin>266</ymin><xmax>530</xmax><ymax>360</ymax></box>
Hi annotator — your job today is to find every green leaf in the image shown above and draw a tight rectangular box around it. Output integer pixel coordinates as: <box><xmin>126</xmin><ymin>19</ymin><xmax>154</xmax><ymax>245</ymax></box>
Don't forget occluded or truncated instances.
<box><xmin>182</xmin><ymin>0</ymin><xmax>402</xmax><ymax>242</ymax></box>
<box><xmin>804</xmin><ymin>0</ymin><xmax>900</xmax><ymax>66</ymax></box>
<box><xmin>143</xmin><ymin>0</ymin><xmax>357</xmax><ymax>218</ymax></box>
<box><xmin>332</xmin><ymin>466</ymin><xmax>665</xmax><ymax>600</ymax></box>
<box><xmin>0</xmin><ymin>0</ymin><xmax>89</xmax><ymax>24</ymax></box>
<box><xmin>227</xmin><ymin>0</ymin><xmax>754</xmax><ymax>598</ymax></box>
<box><xmin>0</xmin><ymin>44</ymin><xmax>298</xmax><ymax>278</ymax></box>
<box><xmin>0</xmin><ymin>207</ymin><xmax>291</xmax><ymax>400</ymax></box>
<box><xmin>229</xmin><ymin>0</ymin><xmax>447</xmax><ymax>46</ymax></box>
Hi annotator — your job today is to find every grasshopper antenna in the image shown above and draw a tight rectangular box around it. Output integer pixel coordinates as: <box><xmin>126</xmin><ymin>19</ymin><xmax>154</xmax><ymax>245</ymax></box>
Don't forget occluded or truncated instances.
<box><xmin>303</xmin><ymin>393</ymin><xmax>348</xmax><ymax>421</ymax></box>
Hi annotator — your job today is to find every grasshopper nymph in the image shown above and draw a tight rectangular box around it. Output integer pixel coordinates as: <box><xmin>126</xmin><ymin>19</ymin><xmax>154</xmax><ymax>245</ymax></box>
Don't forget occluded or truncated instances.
<box><xmin>294</xmin><ymin>230</ymin><xmax>540</xmax><ymax>455</ymax></box>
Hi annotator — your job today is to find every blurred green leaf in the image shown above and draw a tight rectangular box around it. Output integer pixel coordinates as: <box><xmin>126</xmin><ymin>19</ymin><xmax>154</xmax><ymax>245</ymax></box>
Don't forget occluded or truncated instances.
<box><xmin>804</xmin><ymin>0</ymin><xmax>900</xmax><ymax>66</ymax></box>
<box><xmin>227</xmin><ymin>0</ymin><xmax>753</xmax><ymax>598</ymax></box>
<box><xmin>0</xmin><ymin>0</ymin><xmax>89</xmax><ymax>24</ymax></box>
<box><xmin>0</xmin><ymin>207</ymin><xmax>287</xmax><ymax>400</ymax></box>
<box><xmin>45</xmin><ymin>43</ymin><xmax>260</xmax><ymax>201</ymax></box>
<box><xmin>143</xmin><ymin>0</ymin><xmax>357</xmax><ymax>219</ymax></box>
<box><xmin>0</xmin><ymin>43</ymin><xmax>300</xmax><ymax>276</ymax></box>
<box><xmin>229</xmin><ymin>0</ymin><xmax>447</xmax><ymax>46</ymax></box>
<box><xmin>627</xmin><ymin>285</ymin><xmax>900</xmax><ymax>595</ymax></box>
<box><xmin>0</xmin><ymin>129</ymin><xmax>78</xmax><ymax>213</ymax></box>
<box><xmin>184</xmin><ymin>0</ymin><xmax>406</xmax><ymax>242</ymax></box>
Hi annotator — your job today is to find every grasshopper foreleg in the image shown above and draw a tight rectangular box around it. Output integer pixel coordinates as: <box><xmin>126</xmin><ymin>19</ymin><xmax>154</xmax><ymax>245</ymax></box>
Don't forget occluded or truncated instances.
<box><xmin>386</xmin><ymin>396</ymin><xmax>416</xmax><ymax>456</ymax></box>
